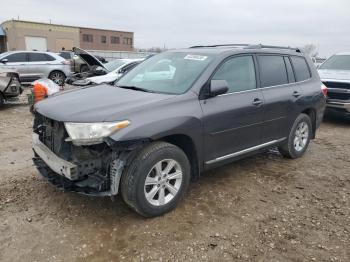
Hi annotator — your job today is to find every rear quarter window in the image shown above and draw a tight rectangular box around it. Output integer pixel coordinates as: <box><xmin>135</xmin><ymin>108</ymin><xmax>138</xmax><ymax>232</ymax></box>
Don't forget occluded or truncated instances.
<box><xmin>258</xmin><ymin>55</ymin><xmax>288</xmax><ymax>87</ymax></box>
<box><xmin>290</xmin><ymin>56</ymin><xmax>311</xmax><ymax>82</ymax></box>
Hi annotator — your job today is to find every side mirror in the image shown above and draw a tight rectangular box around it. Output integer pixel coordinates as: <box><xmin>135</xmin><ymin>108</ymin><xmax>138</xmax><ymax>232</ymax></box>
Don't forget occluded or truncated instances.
<box><xmin>0</xmin><ymin>58</ymin><xmax>8</xmax><ymax>64</ymax></box>
<box><xmin>209</xmin><ymin>80</ymin><xmax>229</xmax><ymax>97</ymax></box>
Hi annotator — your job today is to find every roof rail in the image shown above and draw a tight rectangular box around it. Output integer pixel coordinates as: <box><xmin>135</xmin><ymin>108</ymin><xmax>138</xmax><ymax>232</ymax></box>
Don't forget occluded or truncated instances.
<box><xmin>190</xmin><ymin>43</ymin><xmax>301</xmax><ymax>53</ymax></box>
<box><xmin>190</xmin><ymin>44</ymin><xmax>250</xmax><ymax>48</ymax></box>
<box><xmin>244</xmin><ymin>44</ymin><xmax>301</xmax><ymax>53</ymax></box>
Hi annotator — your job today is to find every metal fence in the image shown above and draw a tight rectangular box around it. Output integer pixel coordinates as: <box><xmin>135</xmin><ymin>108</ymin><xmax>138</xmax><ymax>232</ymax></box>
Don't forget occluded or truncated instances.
<box><xmin>87</xmin><ymin>50</ymin><xmax>155</xmax><ymax>61</ymax></box>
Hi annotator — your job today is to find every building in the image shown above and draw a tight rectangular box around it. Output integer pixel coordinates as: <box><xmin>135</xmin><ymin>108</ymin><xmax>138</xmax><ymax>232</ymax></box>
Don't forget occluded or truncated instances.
<box><xmin>0</xmin><ymin>19</ymin><xmax>134</xmax><ymax>53</ymax></box>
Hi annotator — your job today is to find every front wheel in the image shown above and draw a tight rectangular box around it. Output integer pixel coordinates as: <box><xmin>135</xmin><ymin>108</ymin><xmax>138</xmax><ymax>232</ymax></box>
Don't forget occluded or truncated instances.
<box><xmin>278</xmin><ymin>113</ymin><xmax>312</xmax><ymax>159</ymax></box>
<box><xmin>121</xmin><ymin>142</ymin><xmax>191</xmax><ymax>217</ymax></box>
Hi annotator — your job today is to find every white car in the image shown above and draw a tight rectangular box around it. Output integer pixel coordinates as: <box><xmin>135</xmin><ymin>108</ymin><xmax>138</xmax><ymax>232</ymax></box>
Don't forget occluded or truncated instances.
<box><xmin>72</xmin><ymin>59</ymin><xmax>144</xmax><ymax>86</ymax></box>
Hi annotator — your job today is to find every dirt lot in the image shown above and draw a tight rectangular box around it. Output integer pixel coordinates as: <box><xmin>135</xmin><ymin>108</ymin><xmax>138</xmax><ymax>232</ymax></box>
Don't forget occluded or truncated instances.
<box><xmin>0</xmin><ymin>97</ymin><xmax>349</xmax><ymax>262</ymax></box>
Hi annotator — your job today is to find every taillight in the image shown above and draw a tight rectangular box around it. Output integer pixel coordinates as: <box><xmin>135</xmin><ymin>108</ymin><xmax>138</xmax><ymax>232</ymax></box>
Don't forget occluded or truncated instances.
<box><xmin>321</xmin><ymin>83</ymin><xmax>328</xmax><ymax>97</ymax></box>
<box><xmin>61</xmin><ymin>60</ymin><xmax>71</xmax><ymax>65</ymax></box>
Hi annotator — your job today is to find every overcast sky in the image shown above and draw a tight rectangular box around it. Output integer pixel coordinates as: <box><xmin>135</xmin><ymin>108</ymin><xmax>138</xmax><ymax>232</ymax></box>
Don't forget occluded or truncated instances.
<box><xmin>1</xmin><ymin>0</ymin><xmax>349</xmax><ymax>57</ymax></box>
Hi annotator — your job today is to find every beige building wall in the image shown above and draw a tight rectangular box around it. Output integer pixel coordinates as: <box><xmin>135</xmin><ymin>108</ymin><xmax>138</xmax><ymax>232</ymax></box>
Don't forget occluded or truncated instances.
<box><xmin>79</xmin><ymin>27</ymin><xmax>134</xmax><ymax>51</ymax></box>
<box><xmin>1</xmin><ymin>20</ymin><xmax>80</xmax><ymax>52</ymax></box>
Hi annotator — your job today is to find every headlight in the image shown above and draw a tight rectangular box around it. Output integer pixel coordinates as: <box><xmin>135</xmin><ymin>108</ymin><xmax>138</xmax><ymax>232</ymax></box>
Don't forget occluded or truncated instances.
<box><xmin>64</xmin><ymin>120</ymin><xmax>130</xmax><ymax>145</ymax></box>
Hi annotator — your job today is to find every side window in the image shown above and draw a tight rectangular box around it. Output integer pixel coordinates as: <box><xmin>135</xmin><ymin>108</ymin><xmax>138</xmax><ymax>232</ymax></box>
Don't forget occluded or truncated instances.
<box><xmin>212</xmin><ymin>56</ymin><xmax>256</xmax><ymax>93</ymax></box>
<box><xmin>28</xmin><ymin>53</ymin><xmax>52</xmax><ymax>62</ymax></box>
<box><xmin>5</xmin><ymin>53</ymin><xmax>27</xmax><ymax>62</ymax></box>
<box><xmin>284</xmin><ymin>57</ymin><xmax>295</xmax><ymax>83</ymax></box>
<box><xmin>258</xmin><ymin>55</ymin><xmax>288</xmax><ymax>87</ymax></box>
<box><xmin>290</xmin><ymin>56</ymin><xmax>311</xmax><ymax>81</ymax></box>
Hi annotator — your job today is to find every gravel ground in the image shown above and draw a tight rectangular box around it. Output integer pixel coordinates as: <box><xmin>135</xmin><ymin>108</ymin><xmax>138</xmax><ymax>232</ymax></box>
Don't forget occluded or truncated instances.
<box><xmin>0</xmin><ymin>95</ymin><xmax>349</xmax><ymax>262</ymax></box>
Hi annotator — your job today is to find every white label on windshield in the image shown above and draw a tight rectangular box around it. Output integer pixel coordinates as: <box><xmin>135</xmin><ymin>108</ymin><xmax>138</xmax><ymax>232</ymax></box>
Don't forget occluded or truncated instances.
<box><xmin>184</xmin><ymin>55</ymin><xmax>208</xmax><ymax>61</ymax></box>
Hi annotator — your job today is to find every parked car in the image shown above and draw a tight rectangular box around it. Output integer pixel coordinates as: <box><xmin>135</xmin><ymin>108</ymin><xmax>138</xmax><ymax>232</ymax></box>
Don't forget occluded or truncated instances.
<box><xmin>72</xmin><ymin>58</ymin><xmax>144</xmax><ymax>86</ymax></box>
<box><xmin>0</xmin><ymin>51</ymin><xmax>71</xmax><ymax>85</ymax></box>
<box><xmin>0</xmin><ymin>69</ymin><xmax>22</xmax><ymax>106</ymax></box>
<box><xmin>65</xmin><ymin>47</ymin><xmax>110</xmax><ymax>84</ymax></box>
<box><xmin>58</xmin><ymin>50</ymin><xmax>107</xmax><ymax>73</ymax></box>
<box><xmin>32</xmin><ymin>44</ymin><xmax>326</xmax><ymax>217</ymax></box>
<box><xmin>318</xmin><ymin>52</ymin><xmax>350</xmax><ymax>117</ymax></box>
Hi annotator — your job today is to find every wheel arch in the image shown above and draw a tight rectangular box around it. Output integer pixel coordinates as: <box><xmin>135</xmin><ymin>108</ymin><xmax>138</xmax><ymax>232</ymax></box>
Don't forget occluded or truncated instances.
<box><xmin>48</xmin><ymin>69</ymin><xmax>66</xmax><ymax>78</ymax></box>
<box><xmin>160</xmin><ymin>134</ymin><xmax>200</xmax><ymax>181</ymax></box>
<box><xmin>301</xmin><ymin>108</ymin><xmax>316</xmax><ymax>139</ymax></box>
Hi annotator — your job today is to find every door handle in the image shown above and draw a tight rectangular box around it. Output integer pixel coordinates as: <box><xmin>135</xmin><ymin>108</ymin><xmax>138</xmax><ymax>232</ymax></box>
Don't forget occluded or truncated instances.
<box><xmin>252</xmin><ymin>98</ymin><xmax>263</xmax><ymax>106</ymax></box>
<box><xmin>293</xmin><ymin>91</ymin><xmax>301</xmax><ymax>98</ymax></box>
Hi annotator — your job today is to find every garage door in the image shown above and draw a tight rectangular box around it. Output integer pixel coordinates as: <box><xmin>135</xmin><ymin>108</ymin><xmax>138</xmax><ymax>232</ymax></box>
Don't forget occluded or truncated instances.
<box><xmin>25</xmin><ymin>36</ymin><xmax>47</xmax><ymax>51</ymax></box>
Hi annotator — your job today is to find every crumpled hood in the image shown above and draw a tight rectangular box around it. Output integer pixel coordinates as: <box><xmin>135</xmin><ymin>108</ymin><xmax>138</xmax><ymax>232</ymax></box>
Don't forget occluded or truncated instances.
<box><xmin>35</xmin><ymin>85</ymin><xmax>174</xmax><ymax>122</ymax></box>
<box><xmin>318</xmin><ymin>69</ymin><xmax>350</xmax><ymax>82</ymax></box>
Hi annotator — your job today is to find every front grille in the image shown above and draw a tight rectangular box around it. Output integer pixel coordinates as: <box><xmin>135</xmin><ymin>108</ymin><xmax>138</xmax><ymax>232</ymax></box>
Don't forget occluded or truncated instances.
<box><xmin>327</xmin><ymin>92</ymin><xmax>350</xmax><ymax>101</ymax></box>
<box><xmin>323</xmin><ymin>81</ymin><xmax>350</xmax><ymax>90</ymax></box>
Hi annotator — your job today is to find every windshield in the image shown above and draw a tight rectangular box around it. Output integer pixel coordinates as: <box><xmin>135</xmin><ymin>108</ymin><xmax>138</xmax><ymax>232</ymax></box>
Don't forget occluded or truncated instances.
<box><xmin>320</xmin><ymin>55</ymin><xmax>350</xmax><ymax>70</ymax></box>
<box><xmin>105</xmin><ymin>60</ymin><xmax>128</xmax><ymax>71</ymax></box>
<box><xmin>116</xmin><ymin>52</ymin><xmax>214</xmax><ymax>94</ymax></box>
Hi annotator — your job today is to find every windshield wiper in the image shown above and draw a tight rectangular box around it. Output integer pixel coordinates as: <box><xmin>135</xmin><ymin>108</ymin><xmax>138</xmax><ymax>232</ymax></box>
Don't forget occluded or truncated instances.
<box><xmin>116</xmin><ymin>85</ymin><xmax>155</xmax><ymax>93</ymax></box>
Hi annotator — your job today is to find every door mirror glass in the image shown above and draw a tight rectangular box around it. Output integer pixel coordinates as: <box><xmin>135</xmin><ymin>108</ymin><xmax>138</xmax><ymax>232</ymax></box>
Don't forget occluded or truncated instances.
<box><xmin>210</xmin><ymin>80</ymin><xmax>228</xmax><ymax>97</ymax></box>
<box><xmin>0</xmin><ymin>58</ymin><xmax>8</xmax><ymax>64</ymax></box>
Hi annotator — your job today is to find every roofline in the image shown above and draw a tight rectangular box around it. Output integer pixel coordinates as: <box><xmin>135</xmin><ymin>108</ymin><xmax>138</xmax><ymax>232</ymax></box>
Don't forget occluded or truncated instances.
<box><xmin>0</xmin><ymin>19</ymin><xmax>134</xmax><ymax>34</ymax></box>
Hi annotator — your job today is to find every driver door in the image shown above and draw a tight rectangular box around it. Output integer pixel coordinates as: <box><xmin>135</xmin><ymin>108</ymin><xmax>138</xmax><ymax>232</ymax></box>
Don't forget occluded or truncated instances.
<box><xmin>200</xmin><ymin>55</ymin><xmax>265</xmax><ymax>164</ymax></box>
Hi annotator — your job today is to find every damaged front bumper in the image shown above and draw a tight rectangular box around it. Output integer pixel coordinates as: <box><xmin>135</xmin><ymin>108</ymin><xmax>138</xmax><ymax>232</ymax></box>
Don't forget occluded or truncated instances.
<box><xmin>32</xmin><ymin>132</ymin><xmax>128</xmax><ymax>197</ymax></box>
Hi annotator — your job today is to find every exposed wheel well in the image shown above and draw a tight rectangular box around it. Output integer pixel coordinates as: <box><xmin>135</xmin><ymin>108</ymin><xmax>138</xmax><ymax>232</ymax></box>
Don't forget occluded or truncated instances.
<box><xmin>301</xmin><ymin>108</ymin><xmax>316</xmax><ymax>139</ymax></box>
<box><xmin>161</xmin><ymin>134</ymin><xmax>200</xmax><ymax>181</ymax></box>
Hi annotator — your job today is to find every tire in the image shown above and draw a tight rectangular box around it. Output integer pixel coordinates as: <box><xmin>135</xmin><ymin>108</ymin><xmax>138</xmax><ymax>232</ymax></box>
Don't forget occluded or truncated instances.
<box><xmin>48</xmin><ymin>71</ymin><xmax>66</xmax><ymax>86</ymax></box>
<box><xmin>0</xmin><ymin>93</ymin><xmax>4</xmax><ymax>107</ymax></box>
<box><xmin>121</xmin><ymin>142</ymin><xmax>191</xmax><ymax>217</ymax></box>
<box><xmin>278</xmin><ymin>113</ymin><xmax>312</xmax><ymax>159</ymax></box>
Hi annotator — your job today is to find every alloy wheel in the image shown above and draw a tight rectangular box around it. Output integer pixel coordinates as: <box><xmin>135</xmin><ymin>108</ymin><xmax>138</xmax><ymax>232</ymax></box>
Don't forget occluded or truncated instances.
<box><xmin>294</xmin><ymin>121</ymin><xmax>309</xmax><ymax>152</ymax></box>
<box><xmin>144</xmin><ymin>159</ymin><xmax>183</xmax><ymax>206</ymax></box>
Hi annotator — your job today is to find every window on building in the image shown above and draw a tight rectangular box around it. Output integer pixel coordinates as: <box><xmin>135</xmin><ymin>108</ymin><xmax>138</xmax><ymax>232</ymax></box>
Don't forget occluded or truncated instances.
<box><xmin>290</xmin><ymin>56</ymin><xmax>311</xmax><ymax>82</ymax></box>
<box><xmin>101</xmin><ymin>36</ymin><xmax>107</xmax><ymax>44</ymax></box>
<box><xmin>5</xmin><ymin>52</ymin><xmax>27</xmax><ymax>62</ymax></box>
<box><xmin>28</xmin><ymin>53</ymin><xmax>55</xmax><ymax>62</ymax></box>
<box><xmin>258</xmin><ymin>55</ymin><xmax>288</xmax><ymax>88</ymax></box>
<box><xmin>111</xmin><ymin>36</ymin><xmax>120</xmax><ymax>44</ymax></box>
<box><xmin>82</xmin><ymin>34</ymin><xmax>93</xmax><ymax>43</ymax></box>
<box><xmin>123</xmin><ymin>37</ymin><xmax>133</xmax><ymax>45</ymax></box>
<box><xmin>212</xmin><ymin>56</ymin><xmax>256</xmax><ymax>93</ymax></box>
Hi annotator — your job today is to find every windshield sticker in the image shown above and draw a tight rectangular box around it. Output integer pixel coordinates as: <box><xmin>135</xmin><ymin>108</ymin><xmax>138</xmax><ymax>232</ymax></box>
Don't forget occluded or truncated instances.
<box><xmin>184</xmin><ymin>55</ymin><xmax>208</xmax><ymax>61</ymax></box>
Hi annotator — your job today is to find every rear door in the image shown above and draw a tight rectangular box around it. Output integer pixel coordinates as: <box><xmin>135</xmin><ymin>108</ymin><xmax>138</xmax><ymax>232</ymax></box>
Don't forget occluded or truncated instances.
<box><xmin>257</xmin><ymin>54</ymin><xmax>300</xmax><ymax>142</ymax></box>
<box><xmin>201</xmin><ymin>55</ymin><xmax>265</xmax><ymax>164</ymax></box>
<box><xmin>27</xmin><ymin>52</ymin><xmax>57</xmax><ymax>80</ymax></box>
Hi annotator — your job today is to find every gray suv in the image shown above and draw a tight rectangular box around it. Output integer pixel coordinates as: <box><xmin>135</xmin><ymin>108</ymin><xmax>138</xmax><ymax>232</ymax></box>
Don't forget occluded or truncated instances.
<box><xmin>0</xmin><ymin>51</ymin><xmax>71</xmax><ymax>85</ymax></box>
<box><xmin>32</xmin><ymin>44</ymin><xmax>326</xmax><ymax>217</ymax></box>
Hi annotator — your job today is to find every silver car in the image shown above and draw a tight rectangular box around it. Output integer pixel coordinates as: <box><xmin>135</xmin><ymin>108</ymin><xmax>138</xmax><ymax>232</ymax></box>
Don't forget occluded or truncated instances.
<box><xmin>318</xmin><ymin>52</ymin><xmax>350</xmax><ymax>116</ymax></box>
<box><xmin>0</xmin><ymin>51</ymin><xmax>71</xmax><ymax>85</ymax></box>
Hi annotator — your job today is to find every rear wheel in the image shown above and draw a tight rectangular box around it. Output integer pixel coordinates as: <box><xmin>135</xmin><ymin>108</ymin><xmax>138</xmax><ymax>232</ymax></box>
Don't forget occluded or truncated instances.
<box><xmin>121</xmin><ymin>142</ymin><xmax>191</xmax><ymax>217</ymax></box>
<box><xmin>49</xmin><ymin>71</ymin><xmax>66</xmax><ymax>86</ymax></box>
<box><xmin>278</xmin><ymin>113</ymin><xmax>312</xmax><ymax>159</ymax></box>
<box><xmin>80</xmin><ymin>64</ymin><xmax>89</xmax><ymax>73</ymax></box>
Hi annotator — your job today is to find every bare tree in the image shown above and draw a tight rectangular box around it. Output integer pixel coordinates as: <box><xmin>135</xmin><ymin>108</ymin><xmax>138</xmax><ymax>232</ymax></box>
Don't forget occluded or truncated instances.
<box><xmin>302</xmin><ymin>44</ymin><xmax>318</xmax><ymax>58</ymax></box>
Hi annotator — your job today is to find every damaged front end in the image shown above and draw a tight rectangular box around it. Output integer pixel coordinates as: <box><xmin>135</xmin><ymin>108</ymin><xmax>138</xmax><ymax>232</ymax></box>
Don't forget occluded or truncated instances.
<box><xmin>32</xmin><ymin>113</ymin><xmax>137</xmax><ymax>196</ymax></box>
